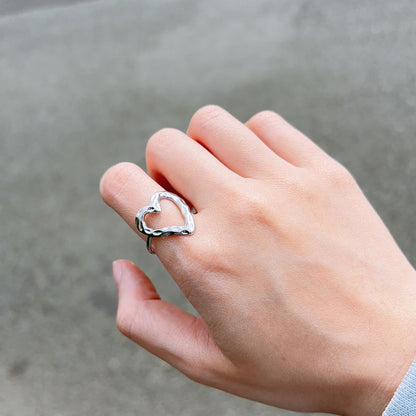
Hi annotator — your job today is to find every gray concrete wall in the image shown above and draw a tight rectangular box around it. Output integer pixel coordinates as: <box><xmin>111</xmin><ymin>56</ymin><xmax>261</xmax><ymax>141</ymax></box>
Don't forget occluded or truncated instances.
<box><xmin>0</xmin><ymin>1</ymin><xmax>415</xmax><ymax>415</ymax></box>
<box><xmin>0</xmin><ymin>0</ymin><xmax>95</xmax><ymax>16</ymax></box>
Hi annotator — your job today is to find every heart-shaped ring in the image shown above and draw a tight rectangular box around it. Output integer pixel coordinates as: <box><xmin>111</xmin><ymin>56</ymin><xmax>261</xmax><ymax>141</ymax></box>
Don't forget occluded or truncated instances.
<box><xmin>135</xmin><ymin>191</ymin><xmax>195</xmax><ymax>254</ymax></box>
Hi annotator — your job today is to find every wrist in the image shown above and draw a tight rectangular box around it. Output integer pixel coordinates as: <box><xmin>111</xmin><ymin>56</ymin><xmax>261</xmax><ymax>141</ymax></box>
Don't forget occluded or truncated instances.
<box><xmin>348</xmin><ymin>360</ymin><xmax>411</xmax><ymax>416</ymax></box>
<box><xmin>347</xmin><ymin>318</ymin><xmax>416</xmax><ymax>415</ymax></box>
<box><xmin>345</xmin><ymin>273</ymin><xmax>416</xmax><ymax>416</ymax></box>
<box><xmin>351</xmin><ymin>357</ymin><xmax>415</xmax><ymax>416</ymax></box>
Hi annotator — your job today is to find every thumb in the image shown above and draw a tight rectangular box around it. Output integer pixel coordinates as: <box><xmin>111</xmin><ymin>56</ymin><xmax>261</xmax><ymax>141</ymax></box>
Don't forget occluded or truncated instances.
<box><xmin>112</xmin><ymin>259</ymin><xmax>228</xmax><ymax>384</ymax></box>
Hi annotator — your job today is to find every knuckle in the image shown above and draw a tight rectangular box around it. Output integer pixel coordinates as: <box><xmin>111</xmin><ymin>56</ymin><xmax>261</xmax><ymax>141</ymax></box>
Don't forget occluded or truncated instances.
<box><xmin>99</xmin><ymin>161</ymin><xmax>138</xmax><ymax>205</ymax></box>
<box><xmin>272</xmin><ymin>170</ymin><xmax>318</xmax><ymax>206</ymax></box>
<box><xmin>178</xmin><ymin>327</ymin><xmax>224</xmax><ymax>384</ymax></box>
<box><xmin>247</xmin><ymin>109</ymin><xmax>283</xmax><ymax>128</ymax></box>
<box><xmin>288</xmin><ymin>172</ymin><xmax>316</xmax><ymax>197</ymax></box>
<box><xmin>182</xmin><ymin>361</ymin><xmax>214</xmax><ymax>385</ymax></box>
<box><xmin>232</xmin><ymin>183</ymin><xmax>276</xmax><ymax>227</ymax></box>
<box><xmin>175</xmin><ymin>237</ymin><xmax>206</xmax><ymax>277</ymax></box>
<box><xmin>179</xmin><ymin>356</ymin><xmax>203</xmax><ymax>383</ymax></box>
<box><xmin>242</xmin><ymin>190</ymin><xmax>267</xmax><ymax>213</ymax></box>
<box><xmin>189</xmin><ymin>105</ymin><xmax>225</xmax><ymax>134</ymax></box>
<box><xmin>173</xmin><ymin>235</ymin><xmax>223</xmax><ymax>291</ymax></box>
<box><xmin>324</xmin><ymin>160</ymin><xmax>356</xmax><ymax>188</ymax></box>
<box><xmin>146</xmin><ymin>128</ymin><xmax>181</xmax><ymax>157</ymax></box>
<box><xmin>116</xmin><ymin>308</ymin><xmax>134</xmax><ymax>339</ymax></box>
<box><xmin>188</xmin><ymin>237</ymin><xmax>220</xmax><ymax>272</ymax></box>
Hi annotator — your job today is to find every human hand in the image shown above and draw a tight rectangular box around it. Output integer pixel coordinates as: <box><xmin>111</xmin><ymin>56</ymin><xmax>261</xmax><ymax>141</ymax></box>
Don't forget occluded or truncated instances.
<box><xmin>100</xmin><ymin>106</ymin><xmax>416</xmax><ymax>415</ymax></box>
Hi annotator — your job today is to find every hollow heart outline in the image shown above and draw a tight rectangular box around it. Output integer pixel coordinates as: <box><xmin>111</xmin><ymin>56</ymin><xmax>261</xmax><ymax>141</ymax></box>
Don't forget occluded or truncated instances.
<box><xmin>135</xmin><ymin>191</ymin><xmax>195</xmax><ymax>238</ymax></box>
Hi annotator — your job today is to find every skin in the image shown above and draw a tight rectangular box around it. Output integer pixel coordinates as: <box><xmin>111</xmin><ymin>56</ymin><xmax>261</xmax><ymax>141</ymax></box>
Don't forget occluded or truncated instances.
<box><xmin>100</xmin><ymin>105</ymin><xmax>416</xmax><ymax>415</ymax></box>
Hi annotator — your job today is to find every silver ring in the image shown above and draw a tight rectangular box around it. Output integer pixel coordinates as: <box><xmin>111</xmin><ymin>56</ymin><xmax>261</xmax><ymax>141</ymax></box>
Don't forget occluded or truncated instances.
<box><xmin>135</xmin><ymin>191</ymin><xmax>195</xmax><ymax>254</ymax></box>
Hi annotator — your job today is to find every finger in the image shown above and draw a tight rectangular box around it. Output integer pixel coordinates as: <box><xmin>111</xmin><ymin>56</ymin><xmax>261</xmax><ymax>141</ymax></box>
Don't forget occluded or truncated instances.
<box><xmin>100</xmin><ymin>162</ymin><xmax>199</xmax><ymax>257</ymax></box>
<box><xmin>146</xmin><ymin>128</ymin><xmax>240</xmax><ymax>209</ymax></box>
<box><xmin>113</xmin><ymin>259</ymin><xmax>226</xmax><ymax>384</ymax></box>
<box><xmin>246</xmin><ymin>110</ymin><xmax>331</xmax><ymax>168</ymax></box>
<box><xmin>187</xmin><ymin>105</ymin><xmax>292</xmax><ymax>179</ymax></box>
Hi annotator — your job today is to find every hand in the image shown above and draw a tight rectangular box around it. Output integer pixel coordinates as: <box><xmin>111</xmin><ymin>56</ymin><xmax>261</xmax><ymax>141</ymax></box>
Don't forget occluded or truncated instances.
<box><xmin>100</xmin><ymin>105</ymin><xmax>416</xmax><ymax>415</ymax></box>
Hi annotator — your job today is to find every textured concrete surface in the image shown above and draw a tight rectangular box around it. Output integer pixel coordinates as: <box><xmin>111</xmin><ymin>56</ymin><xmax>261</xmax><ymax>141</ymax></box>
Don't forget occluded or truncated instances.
<box><xmin>0</xmin><ymin>0</ymin><xmax>95</xmax><ymax>16</ymax></box>
<box><xmin>1</xmin><ymin>1</ymin><xmax>415</xmax><ymax>415</ymax></box>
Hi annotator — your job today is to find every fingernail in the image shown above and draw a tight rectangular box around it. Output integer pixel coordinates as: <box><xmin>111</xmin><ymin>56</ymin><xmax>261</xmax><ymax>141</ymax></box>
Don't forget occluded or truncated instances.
<box><xmin>112</xmin><ymin>260</ymin><xmax>122</xmax><ymax>288</ymax></box>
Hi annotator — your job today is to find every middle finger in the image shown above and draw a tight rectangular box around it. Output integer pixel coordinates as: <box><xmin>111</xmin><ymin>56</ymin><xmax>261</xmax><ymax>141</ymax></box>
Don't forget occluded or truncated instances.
<box><xmin>146</xmin><ymin>128</ymin><xmax>240</xmax><ymax>210</ymax></box>
<box><xmin>187</xmin><ymin>105</ymin><xmax>293</xmax><ymax>178</ymax></box>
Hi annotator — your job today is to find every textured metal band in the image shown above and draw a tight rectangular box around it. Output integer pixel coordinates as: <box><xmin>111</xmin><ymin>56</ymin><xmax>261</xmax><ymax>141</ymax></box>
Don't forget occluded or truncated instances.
<box><xmin>135</xmin><ymin>191</ymin><xmax>195</xmax><ymax>254</ymax></box>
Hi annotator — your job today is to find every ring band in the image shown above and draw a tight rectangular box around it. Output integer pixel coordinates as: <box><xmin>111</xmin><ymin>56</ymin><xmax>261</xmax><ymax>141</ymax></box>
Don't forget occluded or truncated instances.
<box><xmin>135</xmin><ymin>191</ymin><xmax>195</xmax><ymax>254</ymax></box>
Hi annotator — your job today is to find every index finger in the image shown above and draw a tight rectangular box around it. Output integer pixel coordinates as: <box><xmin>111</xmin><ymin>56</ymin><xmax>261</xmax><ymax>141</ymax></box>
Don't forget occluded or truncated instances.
<box><xmin>99</xmin><ymin>162</ymin><xmax>200</xmax><ymax>262</ymax></box>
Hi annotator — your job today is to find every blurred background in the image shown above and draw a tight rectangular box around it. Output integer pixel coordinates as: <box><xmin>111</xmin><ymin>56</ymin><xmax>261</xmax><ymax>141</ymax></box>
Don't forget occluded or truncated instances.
<box><xmin>0</xmin><ymin>1</ymin><xmax>415</xmax><ymax>415</ymax></box>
